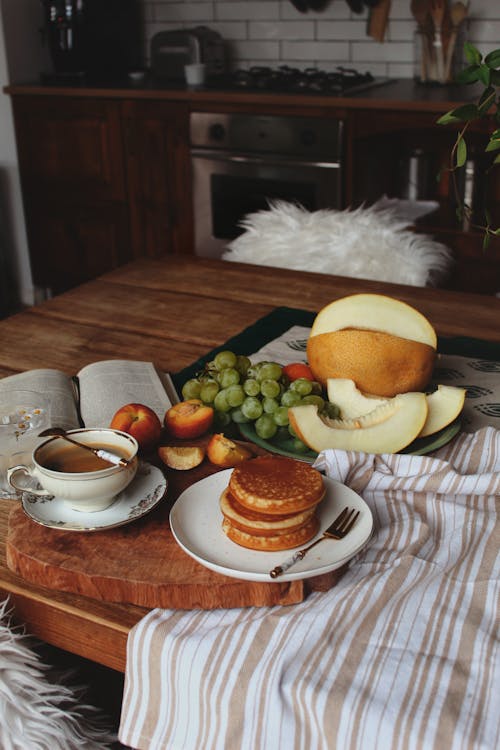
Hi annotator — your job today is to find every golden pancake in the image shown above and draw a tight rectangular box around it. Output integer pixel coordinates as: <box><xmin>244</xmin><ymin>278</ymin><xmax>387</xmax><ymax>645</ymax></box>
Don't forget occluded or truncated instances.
<box><xmin>220</xmin><ymin>487</ymin><xmax>317</xmax><ymax>537</ymax></box>
<box><xmin>229</xmin><ymin>455</ymin><xmax>325</xmax><ymax>514</ymax></box>
<box><xmin>222</xmin><ymin>516</ymin><xmax>320</xmax><ymax>552</ymax></box>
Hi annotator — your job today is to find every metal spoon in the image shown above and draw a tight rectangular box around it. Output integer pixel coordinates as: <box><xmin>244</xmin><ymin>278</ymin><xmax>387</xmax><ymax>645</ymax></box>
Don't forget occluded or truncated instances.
<box><xmin>39</xmin><ymin>428</ymin><xmax>130</xmax><ymax>467</ymax></box>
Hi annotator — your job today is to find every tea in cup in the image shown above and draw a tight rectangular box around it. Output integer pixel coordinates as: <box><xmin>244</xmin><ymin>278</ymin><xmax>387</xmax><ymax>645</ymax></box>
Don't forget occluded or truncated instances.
<box><xmin>7</xmin><ymin>428</ymin><xmax>138</xmax><ymax>512</ymax></box>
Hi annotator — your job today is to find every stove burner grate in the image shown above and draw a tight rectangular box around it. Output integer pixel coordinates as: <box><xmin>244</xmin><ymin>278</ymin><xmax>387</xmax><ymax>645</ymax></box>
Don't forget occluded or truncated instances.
<box><xmin>209</xmin><ymin>65</ymin><xmax>386</xmax><ymax>95</ymax></box>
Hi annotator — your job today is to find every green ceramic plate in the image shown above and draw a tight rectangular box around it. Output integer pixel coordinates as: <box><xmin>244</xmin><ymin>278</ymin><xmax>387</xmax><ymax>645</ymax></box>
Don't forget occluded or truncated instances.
<box><xmin>238</xmin><ymin>419</ymin><xmax>461</xmax><ymax>464</ymax></box>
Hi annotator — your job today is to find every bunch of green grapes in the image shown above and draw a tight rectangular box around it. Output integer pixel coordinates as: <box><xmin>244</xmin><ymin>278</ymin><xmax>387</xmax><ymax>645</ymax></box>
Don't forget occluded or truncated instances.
<box><xmin>181</xmin><ymin>349</ymin><xmax>339</xmax><ymax>450</ymax></box>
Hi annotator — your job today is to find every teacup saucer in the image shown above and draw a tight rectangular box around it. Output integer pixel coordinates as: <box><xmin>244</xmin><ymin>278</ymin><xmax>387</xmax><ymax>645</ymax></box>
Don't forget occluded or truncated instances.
<box><xmin>20</xmin><ymin>461</ymin><xmax>167</xmax><ymax>532</ymax></box>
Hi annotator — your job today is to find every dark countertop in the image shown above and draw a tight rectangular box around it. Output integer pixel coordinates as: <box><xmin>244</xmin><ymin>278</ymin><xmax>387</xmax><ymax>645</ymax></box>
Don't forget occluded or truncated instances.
<box><xmin>4</xmin><ymin>75</ymin><xmax>482</xmax><ymax>114</ymax></box>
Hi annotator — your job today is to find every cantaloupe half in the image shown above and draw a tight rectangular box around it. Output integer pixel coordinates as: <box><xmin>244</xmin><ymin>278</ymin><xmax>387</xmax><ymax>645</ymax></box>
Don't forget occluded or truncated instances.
<box><xmin>288</xmin><ymin>392</ymin><xmax>428</xmax><ymax>454</ymax></box>
<box><xmin>326</xmin><ymin>378</ymin><xmax>466</xmax><ymax>439</ymax></box>
<box><xmin>307</xmin><ymin>294</ymin><xmax>437</xmax><ymax>397</ymax></box>
<box><xmin>418</xmin><ymin>385</ymin><xmax>466</xmax><ymax>438</ymax></box>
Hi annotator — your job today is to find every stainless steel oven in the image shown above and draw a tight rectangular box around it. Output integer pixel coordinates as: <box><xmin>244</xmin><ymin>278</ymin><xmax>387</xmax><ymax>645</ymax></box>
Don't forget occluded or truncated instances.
<box><xmin>190</xmin><ymin>112</ymin><xmax>343</xmax><ymax>258</ymax></box>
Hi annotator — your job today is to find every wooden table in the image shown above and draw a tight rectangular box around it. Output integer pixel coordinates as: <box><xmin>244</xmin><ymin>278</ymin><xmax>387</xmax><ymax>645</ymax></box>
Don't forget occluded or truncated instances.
<box><xmin>1</xmin><ymin>256</ymin><xmax>499</xmax><ymax>673</ymax></box>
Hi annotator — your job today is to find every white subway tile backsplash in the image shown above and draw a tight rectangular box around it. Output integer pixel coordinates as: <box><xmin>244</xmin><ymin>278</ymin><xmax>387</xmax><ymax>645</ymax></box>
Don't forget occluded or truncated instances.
<box><xmin>142</xmin><ymin>1</ymin><xmax>500</xmax><ymax>76</ymax></box>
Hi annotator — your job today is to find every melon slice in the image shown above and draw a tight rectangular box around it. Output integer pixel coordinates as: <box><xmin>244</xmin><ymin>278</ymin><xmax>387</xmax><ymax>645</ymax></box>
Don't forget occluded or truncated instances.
<box><xmin>418</xmin><ymin>385</ymin><xmax>466</xmax><ymax>438</ymax></box>
<box><xmin>288</xmin><ymin>392</ymin><xmax>428</xmax><ymax>454</ymax></box>
<box><xmin>310</xmin><ymin>293</ymin><xmax>437</xmax><ymax>346</ymax></box>
<box><xmin>326</xmin><ymin>378</ymin><xmax>389</xmax><ymax>419</ymax></box>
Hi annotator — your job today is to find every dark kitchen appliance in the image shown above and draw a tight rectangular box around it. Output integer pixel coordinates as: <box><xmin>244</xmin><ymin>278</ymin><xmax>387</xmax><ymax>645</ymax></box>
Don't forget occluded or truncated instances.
<box><xmin>41</xmin><ymin>0</ymin><xmax>143</xmax><ymax>83</ymax></box>
<box><xmin>206</xmin><ymin>65</ymin><xmax>391</xmax><ymax>96</ymax></box>
<box><xmin>190</xmin><ymin>112</ymin><xmax>343</xmax><ymax>258</ymax></box>
<box><xmin>150</xmin><ymin>27</ymin><xmax>226</xmax><ymax>82</ymax></box>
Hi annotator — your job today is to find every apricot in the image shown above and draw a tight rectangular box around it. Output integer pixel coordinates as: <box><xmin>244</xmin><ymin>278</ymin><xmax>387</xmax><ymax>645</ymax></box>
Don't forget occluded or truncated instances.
<box><xmin>206</xmin><ymin>433</ymin><xmax>253</xmax><ymax>468</ymax></box>
<box><xmin>164</xmin><ymin>399</ymin><xmax>214</xmax><ymax>439</ymax></box>
<box><xmin>158</xmin><ymin>445</ymin><xmax>205</xmax><ymax>470</ymax></box>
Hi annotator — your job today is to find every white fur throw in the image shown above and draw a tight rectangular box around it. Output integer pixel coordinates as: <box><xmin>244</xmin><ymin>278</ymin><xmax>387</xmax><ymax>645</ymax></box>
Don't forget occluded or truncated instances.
<box><xmin>223</xmin><ymin>200</ymin><xmax>453</xmax><ymax>287</ymax></box>
<box><xmin>0</xmin><ymin>598</ymin><xmax>116</xmax><ymax>749</ymax></box>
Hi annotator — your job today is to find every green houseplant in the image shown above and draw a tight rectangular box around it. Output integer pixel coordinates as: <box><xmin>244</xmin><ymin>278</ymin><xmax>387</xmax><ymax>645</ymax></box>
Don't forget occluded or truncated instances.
<box><xmin>437</xmin><ymin>43</ymin><xmax>500</xmax><ymax>247</ymax></box>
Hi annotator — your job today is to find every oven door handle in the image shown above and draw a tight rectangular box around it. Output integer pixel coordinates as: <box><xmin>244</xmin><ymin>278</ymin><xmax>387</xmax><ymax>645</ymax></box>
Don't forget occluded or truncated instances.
<box><xmin>190</xmin><ymin>149</ymin><xmax>340</xmax><ymax>169</ymax></box>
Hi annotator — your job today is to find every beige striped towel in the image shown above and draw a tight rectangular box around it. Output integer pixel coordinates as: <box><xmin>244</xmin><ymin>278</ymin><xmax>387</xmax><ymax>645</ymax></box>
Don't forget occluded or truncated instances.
<box><xmin>119</xmin><ymin>427</ymin><xmax>500</xmax><ymax>750</ymax></box>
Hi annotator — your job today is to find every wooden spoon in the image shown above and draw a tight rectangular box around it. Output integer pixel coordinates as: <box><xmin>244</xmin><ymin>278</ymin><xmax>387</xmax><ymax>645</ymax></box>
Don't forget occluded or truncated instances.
<box><xmin>411</xmin><ymin>0</ymin><xmax>432</xmax><ymax>81</ymax></box>
<box><xmin>444</xmin><ymin>2</ymin><xmax>469</xmax><ymax>82</ymax></box>
<box><xmin>39</xmin><ymin>427</ymin><xmax>130</xmax><ymax>467</ymax></box>
<box><xmin>430</xmin><ymin>0</ymin><xmax>446</xmax><ymax>81</ymax></box>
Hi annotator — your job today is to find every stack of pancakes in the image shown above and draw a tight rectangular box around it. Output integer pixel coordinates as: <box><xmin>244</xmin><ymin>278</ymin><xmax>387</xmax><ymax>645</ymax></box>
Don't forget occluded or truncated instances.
<box><xmin>220</xmin><ymin>455</ymin><xmax>325</xmax><ymax>551</ymax></box>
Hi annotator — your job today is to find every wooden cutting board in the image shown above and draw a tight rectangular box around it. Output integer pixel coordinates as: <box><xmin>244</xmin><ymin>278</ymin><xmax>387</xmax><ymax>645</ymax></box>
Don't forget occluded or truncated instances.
<box><xmin>6</xmin><ymin>442</ymin><xmax>342</xmax><ymax>609</ymax></box>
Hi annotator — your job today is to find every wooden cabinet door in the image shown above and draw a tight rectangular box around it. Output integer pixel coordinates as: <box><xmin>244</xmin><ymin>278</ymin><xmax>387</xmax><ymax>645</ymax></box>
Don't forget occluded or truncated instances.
<box><xmin>26</xmin><ymin>203</ymin><xmax>131</xmax><ymax>295</ymax></box>
<box><xmin>12</xmin><ymin>96</ymin><xmax>126</xmax><ymax>202</ymax></box>
<box><xmin>10</xmin><ymin>95</ymin><xmax>130</xmax><ymax>293</ymax></box>
<box><xmin>122</xmin><ymin>100</ymin><xmax>194</xmax><ymax>258</ymax></box>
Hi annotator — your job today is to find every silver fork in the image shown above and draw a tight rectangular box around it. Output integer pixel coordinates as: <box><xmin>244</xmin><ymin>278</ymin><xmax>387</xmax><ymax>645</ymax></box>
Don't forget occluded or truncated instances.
<box><xmin>269</xmin><ymin>507</ymin><xmax>360</xmax><ymax>579</ymax></box>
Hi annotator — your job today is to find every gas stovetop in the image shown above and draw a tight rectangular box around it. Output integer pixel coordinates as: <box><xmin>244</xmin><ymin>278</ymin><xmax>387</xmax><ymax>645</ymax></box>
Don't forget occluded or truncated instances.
<box><xmin>206</xmin><ymin>65</ymin><xmax>392</xmax><ymax>96</ymax></box>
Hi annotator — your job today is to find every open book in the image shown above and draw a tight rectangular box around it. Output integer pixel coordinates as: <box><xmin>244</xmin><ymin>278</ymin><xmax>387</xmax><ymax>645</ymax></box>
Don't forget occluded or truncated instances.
<box><xmin>0</xmin><ymin>360</ymin><xmax>179</xmax><ymax>432</ymax></box>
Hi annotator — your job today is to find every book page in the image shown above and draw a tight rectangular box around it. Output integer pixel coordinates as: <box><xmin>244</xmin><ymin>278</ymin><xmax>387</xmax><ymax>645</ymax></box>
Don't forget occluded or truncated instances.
<box><xmin>77</xmin><ymin>360</ymin><xmax>179</xmax><ymax>428</ymax></box>
<box><xmin>0</xmin><ymin>369</ymin><xmax>80</xmax><ymax>431</ymax></box>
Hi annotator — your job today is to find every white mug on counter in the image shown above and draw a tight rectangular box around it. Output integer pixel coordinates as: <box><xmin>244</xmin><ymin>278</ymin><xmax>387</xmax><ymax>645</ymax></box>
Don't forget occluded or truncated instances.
<box><xmin>184</xmin><ymin>63</ymin><xmax>206</xmax><ymax>88</ymax></box>
<box><xmin>7</xmin><ymin>427</ymin><xmax>138</xmax><ymax>512</ymax></box>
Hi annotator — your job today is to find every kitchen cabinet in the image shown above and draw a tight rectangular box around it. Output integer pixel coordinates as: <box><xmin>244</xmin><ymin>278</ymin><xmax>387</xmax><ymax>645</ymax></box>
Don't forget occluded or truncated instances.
<box><xmin>11</xmin><ymin>96</ymin><xmax>131</xmax><ymax>294</ymax></box>
<box><xmin>9</xmin><ymin>94</ymin><xmax>192</xmax><ymax>295</ymax></box>
<box><xmin>122</xmin><ymin>99</ymin><xmax>193</xmax><ymax>259</ymax></box>
<box><xmin>350</xmin><ymin>108</ymin><xmax>500</xmax><ymax>293</ymax></box>
<box><xmin>6</xmin><ymin>82</ymin><xmax>500</xmax><ymax>296</ymax></box>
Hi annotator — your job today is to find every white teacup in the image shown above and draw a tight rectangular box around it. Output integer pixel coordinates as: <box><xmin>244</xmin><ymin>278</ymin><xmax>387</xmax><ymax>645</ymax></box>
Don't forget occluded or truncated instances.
<box><xmin>7</xmin><ymin>428</ymin><xmax>138</xmax><ymax>512</ymax></box>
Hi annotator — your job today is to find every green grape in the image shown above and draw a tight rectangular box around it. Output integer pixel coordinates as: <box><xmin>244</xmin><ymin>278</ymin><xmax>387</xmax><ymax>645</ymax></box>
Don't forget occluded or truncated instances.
<box><xmin>219</xmin><ymin>368</ymin><xmax>240</xmax><ymax>388</ymax></box>
<box><xmin>246</xmin><ymin>363</ymin><xmax>263</xmax><ymax>379</ymax></box>
<box><xmin>290</xmin><ymin>378</ymin><xmax>313</xmax><ymax>396</ymax></box>
<box><xmin>199</xmin><ymin>380</ymin><xmax>219</xmax><ymax>404</ymax></box>
<box><xmin>288</xmin><ymin>423</ymin><xmax>298</xmax><ymax>438</ymax></box>
<box><xmin>214</xmin><ymin>389</ymin><xmax>231</xmax><ymax>412</ymax></box>
<box><xmin>311</xmin><ymin>381</ymin><xmax>323</xmax><ymax>395</ymax></box>
<box><xmin>262</xmin><ymin>396</ymin><xmax>279</xmax><ymax>414</ymax></box>
<box><xmin>260</xmin><ymin>379</ymin><xmax>281</xmax><ymax>398</ymax></box>
<box><xmin>322</xmin><ymin>402</ymin><xmax>341</xmax><ymax>419</ymax></box>
<box><xmin>226</xmin><ymin>384</ymin><xmax>245</xmax><ymax>407</ymax></box>
<box><xmin>214</xmin><ymin>350</ymin><xmax>237</xmax><ymax>370</ymax></box>
<box><xmin>273</xmin><ymin>406</ymin><xmax>290</xmax><ymax>427</ymax></box>
<box><xmin>301</xmin><ymin>394</ymin><xmax>325</xmax><ymax>409</ymax></box>
<box><xmin>255</xmin><ymin>414</ymin><xmax>278</xmax><ymax>440</ymax></box>
<box><xmin>280</xmin><ymin>390</ymin><xmax>301</xmax><ymax>408</ymax></box>
<box><xmin>257</xmin><ymin>362</ymin><xmax>282</xmax><ymax>382</ymax></box>
<box><xmin>291</xmin><ymin>437</ymin><xmax>310</xmax><ymax>453</ymax></box>
<box><xmin>213</xmin><ymin>410</ymin><xmax>231</xmax><ymax>430</ymax></box>
<box><xmin>230</xmin><ymin>406</ymin><xmax>251</xmax><ymax>424</ymax></box>
<box><xmin>241</xmin><ymin>396</ymin><xmax>263</xmax><ymax>420</ymax></box>
<box><xmin>243</xmin><ymin>378</ymin><xmax>260</xmax><ymax>396</ymax></box>
<box><xmin>236</xmin><ymin>355</ymin><xmax>251</xmax><ymax>376</ymax></box>
<box><xmin>181</xmin><ymin>378</ymin><xmax>202</xmax><ymax>400</ymax></box>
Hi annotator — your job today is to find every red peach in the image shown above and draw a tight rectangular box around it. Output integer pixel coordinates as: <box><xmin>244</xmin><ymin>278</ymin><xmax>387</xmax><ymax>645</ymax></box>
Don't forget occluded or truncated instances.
<box><xmin>164</xmin><ymin>399</ymin><xmax>214</xmax><ymax>439</ymax></box>
<box><xmin>110</xmin><ymin>403</ymin><xmax>162</xmax><ymax>452</ymax></box>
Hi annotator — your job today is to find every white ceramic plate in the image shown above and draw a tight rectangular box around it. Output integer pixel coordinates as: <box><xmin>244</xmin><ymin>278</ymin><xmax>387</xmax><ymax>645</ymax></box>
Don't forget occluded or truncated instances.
<box><xmin>21</xmin><ymin>461</ymin><xmax>167</xmax><ymax>532</ymax></box>
<box><xmin>169</xmin><ymin>470</ymin><xmax>373</xmax><ymax>582</ymax></box>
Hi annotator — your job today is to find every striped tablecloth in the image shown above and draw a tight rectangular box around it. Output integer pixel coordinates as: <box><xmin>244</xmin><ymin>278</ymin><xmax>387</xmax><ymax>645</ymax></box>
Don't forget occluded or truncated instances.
<box><xmin>119</xmin><ymin>426</ymin><xmax>500</xmax><ymax>750</ymax></box>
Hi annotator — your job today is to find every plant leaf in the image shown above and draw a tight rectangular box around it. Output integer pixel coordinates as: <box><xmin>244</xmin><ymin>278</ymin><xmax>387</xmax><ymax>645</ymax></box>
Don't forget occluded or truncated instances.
<box><xmin>485</xmin><ymin>137</ymin><xmax>500</xmax><ymax>152</ymax></box>
<box><xmin>436</xmin><ymin>104</ymin><xmax>479</xmax><ymax>125</ymax></box>
<box><xmin>455</xmin><ymin>65</ymin><xmax>482</xmax><ymax>84</ymax></box>
<box><xmin>482</xmin><ymin>233</ymin><xmax>491</xmax><ymax>251</ymax></box>
<box><xmin>456</xmin><ymin>137</ymin><xmax>467</xmax><ymax>167</ymax></box>
<box><xmin>490</xmin><ymin>69</ymin><xmax>500</xmax><ymax>86</ymax></box>
<box><xmin>477</xmin><ymin>86</ymin><xmax>496</xmax><ymax>115</ymax></box>
<box><xmin>494</xmin><ymin>153</ymin><xmax>500</xmax><ymax>164</ymax></box>
<box><xmin>484</xmin><ymin>49</ymin><xmax>500</xmax><ymax>69</ymax></box>
<box><xmin>464</xmin><ymin>42</ymin><xmax>482</xmax><ymax>66</ymax></box>
<box><xmin>477</xmin><ymin>64</ymin><xmax>491</xmax><ymax>86</ymax></box>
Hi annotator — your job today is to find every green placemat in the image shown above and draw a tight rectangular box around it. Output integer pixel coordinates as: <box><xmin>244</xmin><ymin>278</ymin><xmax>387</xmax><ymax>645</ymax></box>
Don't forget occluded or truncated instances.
<box><xmin>172</xmin><ymin>306</ymin><xmax>500</xmax><ymax>391</ymax></box>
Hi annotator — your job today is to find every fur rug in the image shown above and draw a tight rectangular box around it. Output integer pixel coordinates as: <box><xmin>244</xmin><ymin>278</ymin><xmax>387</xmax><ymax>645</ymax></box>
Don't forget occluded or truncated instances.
<box><xmin>223</xmin><ymin>200</ymin><xmax>453</xmax><ymax>286</ymax></box>
<box><xmin>0</xmin><ymin>598</ymin><xmax>117</xmax><ymax>749</ymax></box>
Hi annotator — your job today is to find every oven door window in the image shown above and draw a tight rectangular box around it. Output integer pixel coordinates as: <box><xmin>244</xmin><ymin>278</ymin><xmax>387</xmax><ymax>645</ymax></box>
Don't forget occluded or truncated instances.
<box><xmin>211</xmin><ymin>173</ymin><xmax>317</xmax><ymax>241</ymax></box>
<box><xmin>192</xmin><ymin>154</ymin><xmax>341</xmax><ymax>258</ymax></box>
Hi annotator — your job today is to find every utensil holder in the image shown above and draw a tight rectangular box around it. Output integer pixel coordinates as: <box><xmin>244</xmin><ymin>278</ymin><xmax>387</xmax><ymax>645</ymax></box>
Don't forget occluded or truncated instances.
<box><xmin>414</xmin><ymin>22</ymin><xmax>467</xmax><ymax>85</ymax></box>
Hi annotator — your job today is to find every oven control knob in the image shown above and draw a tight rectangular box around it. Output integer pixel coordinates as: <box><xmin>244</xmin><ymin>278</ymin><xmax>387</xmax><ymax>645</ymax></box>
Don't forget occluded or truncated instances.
<box><xmin>209</xmin><ymin>123</ymin><xmax>226</xmax><ymax>142</ymax></box>
<box><xmin>300</xmin><ymin>129</ymin><xmax>317</xmax><ymax>147</ymax></box>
